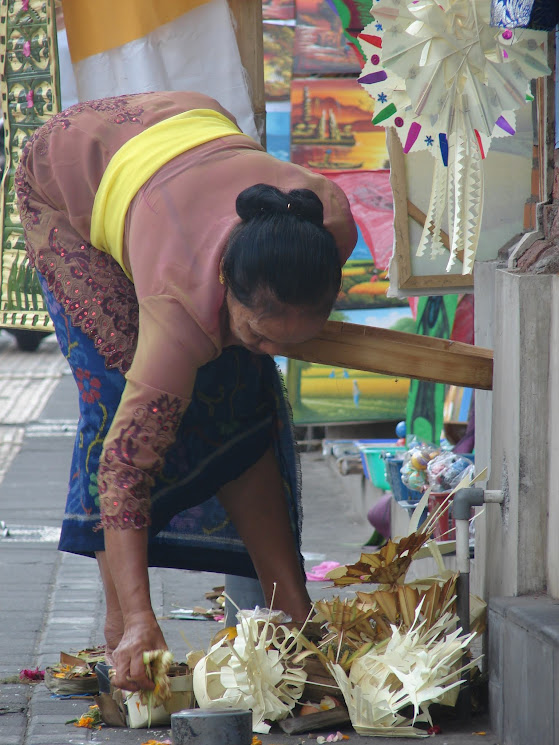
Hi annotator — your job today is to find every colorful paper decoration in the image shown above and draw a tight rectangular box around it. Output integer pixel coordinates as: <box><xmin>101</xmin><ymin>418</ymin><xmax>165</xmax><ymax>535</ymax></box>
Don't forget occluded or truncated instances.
<box><xmin>329</xmin><ymin>0</ymin><xmax>375</xmax><ymax>31</ymax></box>
<box><xmin>358</xmin><ymin>0</ymin><xmax>550</xmax><ymax>274</ymax></box>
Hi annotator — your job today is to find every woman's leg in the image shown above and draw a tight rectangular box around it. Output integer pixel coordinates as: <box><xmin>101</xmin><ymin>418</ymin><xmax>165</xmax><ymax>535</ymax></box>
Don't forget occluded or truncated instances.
<box><xmin>217</xmin><ymin>447</ymin><xmax>311</xmax><ymax>622</ymax></box>
<box><xmin>96</xmin><ymin>551</ymin><xmax>124</xmax><ymax>663</ymax></box>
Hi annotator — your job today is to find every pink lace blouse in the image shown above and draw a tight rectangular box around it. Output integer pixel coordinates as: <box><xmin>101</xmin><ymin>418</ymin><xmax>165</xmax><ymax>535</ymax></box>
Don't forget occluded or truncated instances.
<box><xmin>17</xmin><ymin>91</ymin><xmax>358</xmax><ymax>529</ymax></box>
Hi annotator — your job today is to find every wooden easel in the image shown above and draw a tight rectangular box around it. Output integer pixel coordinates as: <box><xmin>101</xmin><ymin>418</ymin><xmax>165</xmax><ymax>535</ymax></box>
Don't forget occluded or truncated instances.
<box><xmin>227</xmin><ymin>0</ymin><xmax>493</xmax><ymax>391</ymax></box>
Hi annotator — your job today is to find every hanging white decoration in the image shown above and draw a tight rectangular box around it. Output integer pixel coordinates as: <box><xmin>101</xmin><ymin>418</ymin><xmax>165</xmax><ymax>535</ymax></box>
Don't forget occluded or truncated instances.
<box><xmin>358</xmin><ymin>0</ymin><xmax>550</xmax><ymax>273</ymax></box>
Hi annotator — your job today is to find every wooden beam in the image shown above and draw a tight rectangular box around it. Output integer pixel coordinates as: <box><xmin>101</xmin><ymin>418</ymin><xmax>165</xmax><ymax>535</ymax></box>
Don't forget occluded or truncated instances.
<box><xmin>227</xmin><ymin>0</ymin><xmax>266</xmax><ymax>144</ymax></box>
<box><xmin>282</xmin><ymin>321</ymin><xmax>493</xmax><ymax>390</ymax></box>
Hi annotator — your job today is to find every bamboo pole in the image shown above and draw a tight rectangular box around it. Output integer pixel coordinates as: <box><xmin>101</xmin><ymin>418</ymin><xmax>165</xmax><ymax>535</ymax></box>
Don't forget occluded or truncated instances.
<box><xmin>282</xmin><ymin>321</ymin><xmax>494</xmax><ymax>390</ymax></box>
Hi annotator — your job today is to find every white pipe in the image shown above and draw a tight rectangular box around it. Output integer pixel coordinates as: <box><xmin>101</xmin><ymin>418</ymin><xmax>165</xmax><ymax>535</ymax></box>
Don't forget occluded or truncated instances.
<box><xmin>483</xmin><ymin>490</ymin><xmax>504</xmax><ymax>503</ymax></box>
<box><xmin>455</xmin><ymin>519</ymin><xmax>471</xmax><ymax>574</ymax></box>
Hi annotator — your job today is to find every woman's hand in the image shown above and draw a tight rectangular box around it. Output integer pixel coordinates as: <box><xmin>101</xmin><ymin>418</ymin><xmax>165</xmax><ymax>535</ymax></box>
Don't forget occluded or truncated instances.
<box><xmin>110</xmin><ymin>609</ymin><xmax>168</xmax><ymax>692</ymax></box>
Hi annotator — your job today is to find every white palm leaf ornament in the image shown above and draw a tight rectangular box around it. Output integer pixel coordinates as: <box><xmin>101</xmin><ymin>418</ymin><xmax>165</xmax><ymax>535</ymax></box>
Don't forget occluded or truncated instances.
<box><xmin>192</xmin><ymin>613</ymin><xmax>307</xmax><ymax>734</ymax></box>
<box><xmin>358</xmin><ymin>0</ymin><xmax>550</xmax><ymax>273</ymax></box>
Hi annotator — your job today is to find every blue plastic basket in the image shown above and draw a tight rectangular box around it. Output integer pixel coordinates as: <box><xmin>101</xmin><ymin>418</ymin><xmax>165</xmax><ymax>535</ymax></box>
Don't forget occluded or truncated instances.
<box><xmin>356</xmin><ymin>441</ymin><xmax>406</xmax><ymax>490</ymax></box>
<box><xmin>384</xmin><ymin>457</ymin><xmax>423</xmax><ymax>504</ymax></box>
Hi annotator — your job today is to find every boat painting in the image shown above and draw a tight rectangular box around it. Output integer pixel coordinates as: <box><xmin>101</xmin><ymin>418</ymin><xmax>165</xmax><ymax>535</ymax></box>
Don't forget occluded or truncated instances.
<box><xmin>291</xmin><ymin>78</ymin><xmax>387</xmax><ymax>172</ymax></box>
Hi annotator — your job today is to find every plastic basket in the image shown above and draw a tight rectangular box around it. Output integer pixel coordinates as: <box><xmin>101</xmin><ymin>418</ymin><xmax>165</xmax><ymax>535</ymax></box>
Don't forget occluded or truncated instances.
<box><xmin>356</xmin><ymin>441</ymin><xmax>406</xmax><ymax>491</ymax></box>
<box><xmin>384</xmin><ymin>457</ymin><xmax>423</xmax><ymax>504</ymax></box>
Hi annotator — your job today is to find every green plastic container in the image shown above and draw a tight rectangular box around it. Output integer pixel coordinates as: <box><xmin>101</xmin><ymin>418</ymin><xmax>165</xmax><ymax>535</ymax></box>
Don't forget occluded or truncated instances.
<box><xmin>357</xmin><ymin>442</ymin><xmax>407</xmax><ymax>491</ymax></box>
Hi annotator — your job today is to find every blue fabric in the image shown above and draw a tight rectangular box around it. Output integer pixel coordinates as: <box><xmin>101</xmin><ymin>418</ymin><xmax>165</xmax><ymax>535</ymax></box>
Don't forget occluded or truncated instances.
<box><xmin>491</xmin><ymin>0</ymin><xmax>535</xmax><ymax>27</ymax></box>
<box><xmin>491</xmin><ymin>0</ymin><xmax>558</xmax><ymax>29</ymax></box>
<box><xmin>38</xmin><ymin>274</ymin><xmax>302</xmax><ymax>578</ymax></box>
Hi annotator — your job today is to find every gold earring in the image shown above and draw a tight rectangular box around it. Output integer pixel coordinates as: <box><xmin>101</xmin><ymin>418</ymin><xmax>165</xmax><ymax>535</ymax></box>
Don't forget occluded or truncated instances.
<box><xmin>219</xmin><ymin>266</ymin><xmax>225</xmax><ymax>285</ymax></box>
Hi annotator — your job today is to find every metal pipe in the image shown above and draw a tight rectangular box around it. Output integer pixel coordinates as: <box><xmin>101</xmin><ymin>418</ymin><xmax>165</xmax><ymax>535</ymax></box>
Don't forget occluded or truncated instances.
<box><xmin>452</xmin><ymin>487</ymin><xmax>503</xmax><ymax>720</ymax></box>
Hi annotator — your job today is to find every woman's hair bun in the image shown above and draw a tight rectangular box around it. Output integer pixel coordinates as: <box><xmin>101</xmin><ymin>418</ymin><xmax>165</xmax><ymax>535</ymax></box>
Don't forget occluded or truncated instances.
<box><xmin>236</xmin><ymin>184</ymin><xmax>324</xmax><ymax>227</ymax></box>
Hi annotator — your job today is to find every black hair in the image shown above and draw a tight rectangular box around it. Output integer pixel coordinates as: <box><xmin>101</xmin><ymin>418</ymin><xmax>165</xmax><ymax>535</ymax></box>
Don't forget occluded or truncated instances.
<box><xmin>221</xmin><ymin>183</ymin><xmax>341</xmax><ymax>314</ymax></box>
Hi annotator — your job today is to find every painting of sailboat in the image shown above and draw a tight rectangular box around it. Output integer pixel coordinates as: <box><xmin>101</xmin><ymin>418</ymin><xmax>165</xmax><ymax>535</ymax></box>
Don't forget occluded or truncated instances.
<box><xmin>290</xmin><ymin>78</ymin><xmax>387</xmax><ymax>172</ymax></box>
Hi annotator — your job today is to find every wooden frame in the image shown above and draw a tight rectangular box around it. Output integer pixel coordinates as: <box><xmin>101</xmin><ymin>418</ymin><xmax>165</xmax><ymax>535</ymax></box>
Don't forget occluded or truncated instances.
<box><xmin>387</xmin><ymin>128</ymin><xmax>474</xmax><ymax>293</ymax></box>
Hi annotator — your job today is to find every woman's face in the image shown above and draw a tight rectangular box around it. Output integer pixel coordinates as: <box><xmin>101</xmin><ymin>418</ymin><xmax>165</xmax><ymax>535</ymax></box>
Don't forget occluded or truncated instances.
<box><xmin>225</xmin><ymin>291</ymin><xmax>328</xmax><ymax>356</ymax></box>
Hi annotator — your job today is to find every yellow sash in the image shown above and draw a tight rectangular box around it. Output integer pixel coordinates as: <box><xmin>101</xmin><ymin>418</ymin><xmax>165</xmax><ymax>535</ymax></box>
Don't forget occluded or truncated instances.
<box><xmin>90</xmin><ymin>108</ymin><xmax>248</xmax><ymax>280</ymax></box>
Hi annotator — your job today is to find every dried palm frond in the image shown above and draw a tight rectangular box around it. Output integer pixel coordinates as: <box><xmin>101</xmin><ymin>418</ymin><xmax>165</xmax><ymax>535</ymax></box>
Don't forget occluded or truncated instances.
<box><xmin>326</xmin><ymin>531</ymin><xmax>430</xmax><ymax>590</ymax></box>
<box><xmin>309</xmin><ymin>598</ymin><xmax>384</xmax><ymax>670</ymax></box>
<box><xmin>356</xmin><ymin>575</ymin><xmax>459</xmax><ymax>639</ymax></box>
<box><xmin>313</xmin><ymin>598</ymin><xmax>379</xmax><ymax>643</ymax></box>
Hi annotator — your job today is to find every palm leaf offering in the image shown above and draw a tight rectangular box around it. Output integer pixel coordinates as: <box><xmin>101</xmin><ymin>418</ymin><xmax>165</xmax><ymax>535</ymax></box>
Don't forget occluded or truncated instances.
<box><xmin>330</xmin><ymin>600</ymin><xmax>481</xmax><ymax>737</ymax></box>
<box><xmin>356</xmin><ymin>575</ymin><xmax>458</xmax><ymax>635</ymax></box>
<box><xmin>183</xmin><ymin>475</ymin><xmax>486</xmax><ymax>736</ymax></box>
<box><xmin>193</xmin><ymin>611</ymin><xmax>308</xmax><ymax>734</ymax></box>
<box><xmin>326</xmin><ymin>530</ymin><xmax>430</xmax><ymax>589</ymax></box>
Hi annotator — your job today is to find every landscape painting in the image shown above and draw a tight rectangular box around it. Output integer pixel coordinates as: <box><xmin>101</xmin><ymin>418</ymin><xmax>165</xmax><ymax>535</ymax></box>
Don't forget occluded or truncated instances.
<box><xmin>277</xmin><ymin>307</ymin><xmax>414</xmax><ymax>425</ymax></box>
<box><xmin>262</xmin><ymin>0</ymin><xmax>295</xmax><ymax>21</ymax></box>
<box><xmin>290</xmin><ymin>78</ymin><xmax>387</xmax><ymax>172</ymax></box>
<box><xmin>294</xmin><ymin>0</ymin><xmax>362</xmax><ymax>74</ymax></box>
<box><xmin>263</xmin><ymin>22</ymin><xmax>295</xmax><ymax>101</ymax></box>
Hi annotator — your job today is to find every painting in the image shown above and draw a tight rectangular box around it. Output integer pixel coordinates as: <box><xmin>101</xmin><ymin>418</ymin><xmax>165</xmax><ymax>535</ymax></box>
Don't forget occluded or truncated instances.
<box><xmin>290</xmin><ymin>78</ymin><xmax>387</xmax><ymax>172</ymax></box>
<box><xmin>293</xmin><ymin>0</ymin><xmax>361</xmax><ymax>75</ymax></box>
<box><xmin>262</xmin><ymin>0</ymin><xmax>295</xmax><ymax>21</ymax></box>
<box><xmin>263</xmin><ymin>22</ymin><xmax>295</xmax><ymax>101</ymax></box>
<box><xmin>327</xmin><ymin>170</ymin><xmax>394</xmax><ymax>270</ymax></box>
<box><xmin>278</xmin><ymin>306</ymin><xmax>413</xmax><ymax>425</ymax></box>
<box><xmin>266</xmin><ymin>104</ymin><xmax>291</xmax><ymax>162</ymax></box>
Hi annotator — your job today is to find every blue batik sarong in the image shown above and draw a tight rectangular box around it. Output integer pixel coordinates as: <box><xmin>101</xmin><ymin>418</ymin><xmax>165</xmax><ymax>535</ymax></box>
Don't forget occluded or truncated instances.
<box><xmin>37</xmin><ymin>274</ymin><xmax>302</xmax><ymax>579</ymax></box>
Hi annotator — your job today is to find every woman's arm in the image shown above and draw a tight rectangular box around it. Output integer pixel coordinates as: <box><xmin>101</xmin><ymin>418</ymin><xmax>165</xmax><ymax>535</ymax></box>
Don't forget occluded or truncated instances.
<box><xmin>103</xmin><ymin>528</ymin><xmax>165</xmax><ymax>691</ymax></box>
<box><xmin>98</xmin><ymin>295</ymin><xmax>217</xmax><ymax>688</ymax></box>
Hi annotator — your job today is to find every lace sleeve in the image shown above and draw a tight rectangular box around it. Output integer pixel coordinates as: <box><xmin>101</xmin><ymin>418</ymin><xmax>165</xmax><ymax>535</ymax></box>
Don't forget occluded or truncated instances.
<box><xmin>98</xmin><ymin>295</ymin><xmax>217</xmax><ymax>529</ymax></box>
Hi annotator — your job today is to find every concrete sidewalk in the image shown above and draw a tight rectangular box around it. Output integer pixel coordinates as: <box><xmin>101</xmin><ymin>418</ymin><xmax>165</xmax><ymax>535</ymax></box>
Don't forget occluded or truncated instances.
<box><xmin>0</xmin><ymin>337</ymin><xmax>495</xmax><ymax>744</ymax></box>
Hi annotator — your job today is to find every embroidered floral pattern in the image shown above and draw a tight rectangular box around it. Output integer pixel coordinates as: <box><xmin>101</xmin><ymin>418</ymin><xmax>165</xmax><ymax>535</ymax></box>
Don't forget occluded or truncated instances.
<box><xmin>98</xmin><ymin>462</ymin><xmax>151</xmax><ymax>529</ymax></box>
<box><xmin>76</xmin><ymin>368</ymin><xmax>102</xmax><ymax>403</ymax></box>
<box><xmin>15</xmin><ymin>95</ymin><xmax>144</xmax><ymax>225</ymax></box>
<box><xmin>14</xmin><ymin>95</ymin><xmax>147</xmax><ymax>372</ymax></box>
<box><xmin>32</xmin><ymin>225</ymin><xmax>139</xmax><ymax>372</ymax></box>
<box><xmin>99</xmin><ymin>393</ymin><xmax>186</xmax><ymax>529</ymax></box>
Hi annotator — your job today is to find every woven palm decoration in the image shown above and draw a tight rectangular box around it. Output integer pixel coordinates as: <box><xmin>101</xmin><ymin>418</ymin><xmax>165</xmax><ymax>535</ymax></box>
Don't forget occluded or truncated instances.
<box><xmin>358</xmin><ymin>0</ymin><xmax>550</xmax><ymax>274</ymax></box>
<box><xmin>0</xmin><ymin>0</ymin><xmax>60</xmax><ymax>330</ymax></box>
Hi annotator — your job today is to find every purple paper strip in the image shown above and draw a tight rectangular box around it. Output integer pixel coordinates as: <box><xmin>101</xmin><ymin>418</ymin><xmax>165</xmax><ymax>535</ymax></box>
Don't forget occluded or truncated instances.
<box><xmin>495</xmin><ymin>115</ymin><xmax>515</xmax><ymax>135</ymax></box>
<box><xmin>358</xmin><ymin>70</ymin><xmax>388</xmax><ymax>85</ymax></box>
